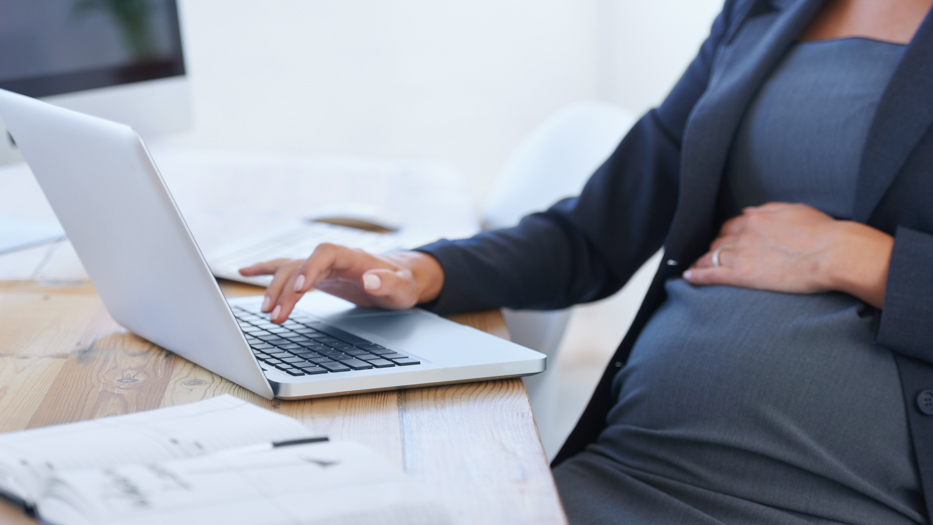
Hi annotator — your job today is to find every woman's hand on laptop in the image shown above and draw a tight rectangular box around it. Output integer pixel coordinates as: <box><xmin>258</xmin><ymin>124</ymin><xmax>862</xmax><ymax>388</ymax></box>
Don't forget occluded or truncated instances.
<box><xmin>238</xmin><ymin>244</ymin><xmax>445</xmax><ymax>323</ymax></box>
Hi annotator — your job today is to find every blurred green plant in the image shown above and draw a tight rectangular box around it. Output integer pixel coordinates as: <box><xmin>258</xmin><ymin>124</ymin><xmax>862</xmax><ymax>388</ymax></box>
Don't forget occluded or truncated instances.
<box><xmin>72</xmin><ymin>0</ymin><xmax>158</xmax><ymax>59</ymax></box>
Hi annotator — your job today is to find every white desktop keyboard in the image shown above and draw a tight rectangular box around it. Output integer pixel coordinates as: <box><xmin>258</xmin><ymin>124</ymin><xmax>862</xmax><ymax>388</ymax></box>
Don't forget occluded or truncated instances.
<box><xmin>208</xmin><ymin>221</ymin><xmax>405</xmax><ymax>287</ymax></box>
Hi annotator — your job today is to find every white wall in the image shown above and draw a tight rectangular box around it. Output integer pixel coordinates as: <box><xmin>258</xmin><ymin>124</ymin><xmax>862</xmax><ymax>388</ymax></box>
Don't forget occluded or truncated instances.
<box><xmin>167</xmin><ymin>0</ymin><xmax>600</xmax><ymax>206</ymax></box>
<box><xmin>165</xmin><ymin>0</ymin><xmax>722</xmax><ymax>207</ymax></box>
<box><xmin>596</xmin><ymin>0</ymin><xmax>722</xmax><ymax>115</ymax></box>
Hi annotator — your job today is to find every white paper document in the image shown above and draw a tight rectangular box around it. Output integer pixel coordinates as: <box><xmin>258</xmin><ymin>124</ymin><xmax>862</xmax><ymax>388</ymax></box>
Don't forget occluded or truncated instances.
<box><xmin>0</xmin><ymin>395</ymin><xmax>449</xmax><ymax>525</ymax></box>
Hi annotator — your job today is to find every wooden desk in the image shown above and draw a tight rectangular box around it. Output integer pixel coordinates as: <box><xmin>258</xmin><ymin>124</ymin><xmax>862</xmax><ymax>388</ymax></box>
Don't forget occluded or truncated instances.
<box><xmin>0</xmin><ymin>280</ymin><xmax>567</xmax><ymax>524</ymax></box>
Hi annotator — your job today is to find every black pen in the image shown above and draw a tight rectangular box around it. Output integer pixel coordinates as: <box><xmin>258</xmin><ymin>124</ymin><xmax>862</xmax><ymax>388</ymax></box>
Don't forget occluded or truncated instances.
<box><xmin>208</xmin><ymin>436</ymin><xmax>329</xmax><ymax>458</ymax></box>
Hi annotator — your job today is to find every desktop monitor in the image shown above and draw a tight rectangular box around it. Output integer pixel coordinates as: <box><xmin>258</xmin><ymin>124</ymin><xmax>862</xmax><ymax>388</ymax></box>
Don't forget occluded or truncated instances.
<box><xmin>0</xmin><ymin>0</ymin><xmax>191</xmax><ymax>165</ymax></box>
<box><xmin>0</xmin><ymin>0</ymin><xmax>191</xmax><ymax>253</ymax></box>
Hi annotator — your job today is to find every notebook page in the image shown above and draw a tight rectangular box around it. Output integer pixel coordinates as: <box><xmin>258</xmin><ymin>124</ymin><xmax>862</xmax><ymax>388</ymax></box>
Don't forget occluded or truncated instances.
<box><xmin>0</xmin><ymin>395</ymin><xmax>311</xmax><ymax>503</ymax></box>
<box><xmin>37</xmin><ymin>441</ymin><xmax>450</xmax><ymax>525</ymax></box>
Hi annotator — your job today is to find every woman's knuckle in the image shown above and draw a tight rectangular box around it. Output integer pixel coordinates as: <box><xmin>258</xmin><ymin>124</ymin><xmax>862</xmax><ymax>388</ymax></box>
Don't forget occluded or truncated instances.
<box><xmin>736</xmin><ymin>233</ymin><xmax>753</xmax><ymax>245</ymax></box>
<box><xmin>315</xmin><ymin>242</ymin><xmax>336</xmax><ymax>254</ymax></box>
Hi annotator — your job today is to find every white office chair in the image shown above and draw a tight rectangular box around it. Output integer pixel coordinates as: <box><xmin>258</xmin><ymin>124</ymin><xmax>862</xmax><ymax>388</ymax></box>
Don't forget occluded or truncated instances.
<box><xmin>483</xmin><ymin>100</ymin><xmax>636</xmax><ymax>459</ymax></box>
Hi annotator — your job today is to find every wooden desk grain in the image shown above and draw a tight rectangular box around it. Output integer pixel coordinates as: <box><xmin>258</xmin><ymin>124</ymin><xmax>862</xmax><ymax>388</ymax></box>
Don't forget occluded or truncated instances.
<box><xmin>0</xmin><ymin>280</ymin><xmax>566</xmax><ymax>524</ymax></box>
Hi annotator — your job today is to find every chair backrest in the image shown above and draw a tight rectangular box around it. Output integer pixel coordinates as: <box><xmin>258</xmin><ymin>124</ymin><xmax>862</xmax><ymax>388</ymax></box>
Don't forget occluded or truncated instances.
<box><xmin>482</xmin><ymin>100</ymin><xmax>636</xmax><ymax>459</ymax></box>
<box><xmin>483</xmin><ymin>100</ymin><xmax>636</xmax><ymax>231</ymax></box>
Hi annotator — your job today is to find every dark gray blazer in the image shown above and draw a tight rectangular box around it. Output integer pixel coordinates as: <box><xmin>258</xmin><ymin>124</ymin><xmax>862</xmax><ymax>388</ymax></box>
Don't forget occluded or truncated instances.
<box><xmin>418</xmin><ymin>0</ymin><xmax>933</xmax><ymax>516</ymax></box>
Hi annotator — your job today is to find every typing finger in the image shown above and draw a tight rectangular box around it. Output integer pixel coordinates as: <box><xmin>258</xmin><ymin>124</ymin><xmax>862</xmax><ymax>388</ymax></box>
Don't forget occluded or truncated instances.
<box><xmin>239</xmin><ymin>258</ymin><xmax>292</xmax><ymax>277</ymax></box>
<box><xmin>262</xmin><ymin>259</ymin><xmax>302</xmax><ymax>314</ymax></box>
<box><xmin>271</xmin><ymin>244</ymin><xmax>358</xmax><ymax>323</ymax></box>
<box><xmin>292</xmin><ymin>243</ymin><xmax>342</xmax><ymax>295</ymax></box>
<box><xmin>269</xmin><ymin>268</ymin><xmax>305</xmax><ymax>323</ymax></box>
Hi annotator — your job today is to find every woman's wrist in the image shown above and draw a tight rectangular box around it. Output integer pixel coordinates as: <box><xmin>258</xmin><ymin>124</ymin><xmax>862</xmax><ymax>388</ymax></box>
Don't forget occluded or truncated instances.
<box><xmin>386</xmin><ymin>251</ymin><xmax>445</xmax><ymax>304</ymax></box>
<box><xmin>826</xmin><ymin>221</ymin><xmax>894</xmax><ymax>309</ymax></box>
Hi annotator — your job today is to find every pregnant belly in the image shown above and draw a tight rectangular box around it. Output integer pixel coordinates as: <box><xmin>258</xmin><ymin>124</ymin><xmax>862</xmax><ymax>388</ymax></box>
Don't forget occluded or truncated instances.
<box><xmin>595</xmin><ymin>279</ymin><xmax>921</xmax><ymax>522</ymax></box>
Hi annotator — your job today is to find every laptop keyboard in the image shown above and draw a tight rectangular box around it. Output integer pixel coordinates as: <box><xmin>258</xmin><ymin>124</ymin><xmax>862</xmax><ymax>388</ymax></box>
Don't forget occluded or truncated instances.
<box><xmin>232</xmin><ymin>306</ymin><xmax>420</xmax><ymax>377</ymax></box>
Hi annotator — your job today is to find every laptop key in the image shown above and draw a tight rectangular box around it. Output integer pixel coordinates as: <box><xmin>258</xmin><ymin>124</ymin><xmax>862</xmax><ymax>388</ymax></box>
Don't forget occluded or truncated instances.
<box><xmin>338</xmin><ymin>358</ymin><xmax>373</xmax><ymax>370</ymax></box>
<box><xmin>317</xmin><ymin>361</ymin><xmax>351</xmax><ymax>372</ymax></box>
<box><xmin>285</xmin><ymin>368</ymin><xmax>305</xmax><ymax>376</ymax></box>
<box><xmin>233</xmin><ymin>310</ymin><xmax>415</xmax><ymax>372</ymax></box>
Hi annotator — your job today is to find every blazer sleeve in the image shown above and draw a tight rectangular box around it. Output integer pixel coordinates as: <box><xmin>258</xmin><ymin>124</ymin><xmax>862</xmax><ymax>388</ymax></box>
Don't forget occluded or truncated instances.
<box><xmin>416</xmin><ymin>1</ymin><xmax>742</xmax><ymax>314</ymax></box>
<box><xmin>875</xmin><ymin>226</ymin><xmax>933</xmax><ymax>363</ymax></box>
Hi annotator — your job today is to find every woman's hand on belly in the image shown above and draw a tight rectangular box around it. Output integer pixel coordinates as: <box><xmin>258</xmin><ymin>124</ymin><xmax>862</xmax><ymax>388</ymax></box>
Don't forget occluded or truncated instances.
<box><xmin>683</xmin><ymin>202</ymin><xmax>894</xmax><ymax>308</ymax></box>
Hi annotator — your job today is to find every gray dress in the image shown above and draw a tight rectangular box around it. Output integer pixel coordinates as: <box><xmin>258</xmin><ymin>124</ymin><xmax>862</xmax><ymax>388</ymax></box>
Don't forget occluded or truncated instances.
<box><xmin>553</xmin><ymin>39</ymin><xmax>927</xmax><ymax>524</ymax></box>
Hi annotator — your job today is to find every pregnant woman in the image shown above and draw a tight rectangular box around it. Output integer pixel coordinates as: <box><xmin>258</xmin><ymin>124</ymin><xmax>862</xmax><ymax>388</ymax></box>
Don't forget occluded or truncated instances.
<box><xmin>242</xmin><ymin>0</ymin><xmax>933</xmax><ymax>522</ymax></box>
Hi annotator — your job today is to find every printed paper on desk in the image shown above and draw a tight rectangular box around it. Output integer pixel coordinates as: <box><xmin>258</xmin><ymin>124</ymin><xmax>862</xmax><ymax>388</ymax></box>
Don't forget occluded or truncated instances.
<box><xmin>36</xmin><ymin>441</ymin><xmax>451</xmax><ymax>525</ymax></box>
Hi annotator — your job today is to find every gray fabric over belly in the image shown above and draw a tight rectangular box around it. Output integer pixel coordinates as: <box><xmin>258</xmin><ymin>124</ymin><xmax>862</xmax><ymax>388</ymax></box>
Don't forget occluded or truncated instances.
<box><xmin>556</xmin><ymin>282</ymin><xmax>924</xmax><ymax>524</ymax></box>
<box><xmin>554</xmin><ymin>39</ymin><xmax>926</xmax><ymax>524</ymax></box>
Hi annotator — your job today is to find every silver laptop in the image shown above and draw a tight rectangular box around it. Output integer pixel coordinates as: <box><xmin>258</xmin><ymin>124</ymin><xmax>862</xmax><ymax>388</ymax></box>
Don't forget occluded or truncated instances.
<box><xmin>0</xmin><ymin>88</ymin><xmax>545</xmax><ymax>400</ymax></box>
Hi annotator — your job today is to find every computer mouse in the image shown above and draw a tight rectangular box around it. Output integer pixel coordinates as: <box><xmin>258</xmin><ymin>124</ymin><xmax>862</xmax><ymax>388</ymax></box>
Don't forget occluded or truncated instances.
<box><xmin>305</xmin><ymin>203</ymin><xmax>403</xmax><ymax>233</ymax></box>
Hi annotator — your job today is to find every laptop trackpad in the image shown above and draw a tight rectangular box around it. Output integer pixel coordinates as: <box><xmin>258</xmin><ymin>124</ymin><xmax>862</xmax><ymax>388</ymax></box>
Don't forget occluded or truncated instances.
<box><xmin>325</xmin><ymin>312</ymin><xmax>420</xmax><ymax>342</ymax></box>
<box><xmin>295</xmin><ymin>291</ymin><xmax>411</xmax><ymax>319</ymax></box>
<box><xmin>294</xmin><ymin>292</ymin><xmax>467</xmax><ymax>355</ymax></box>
